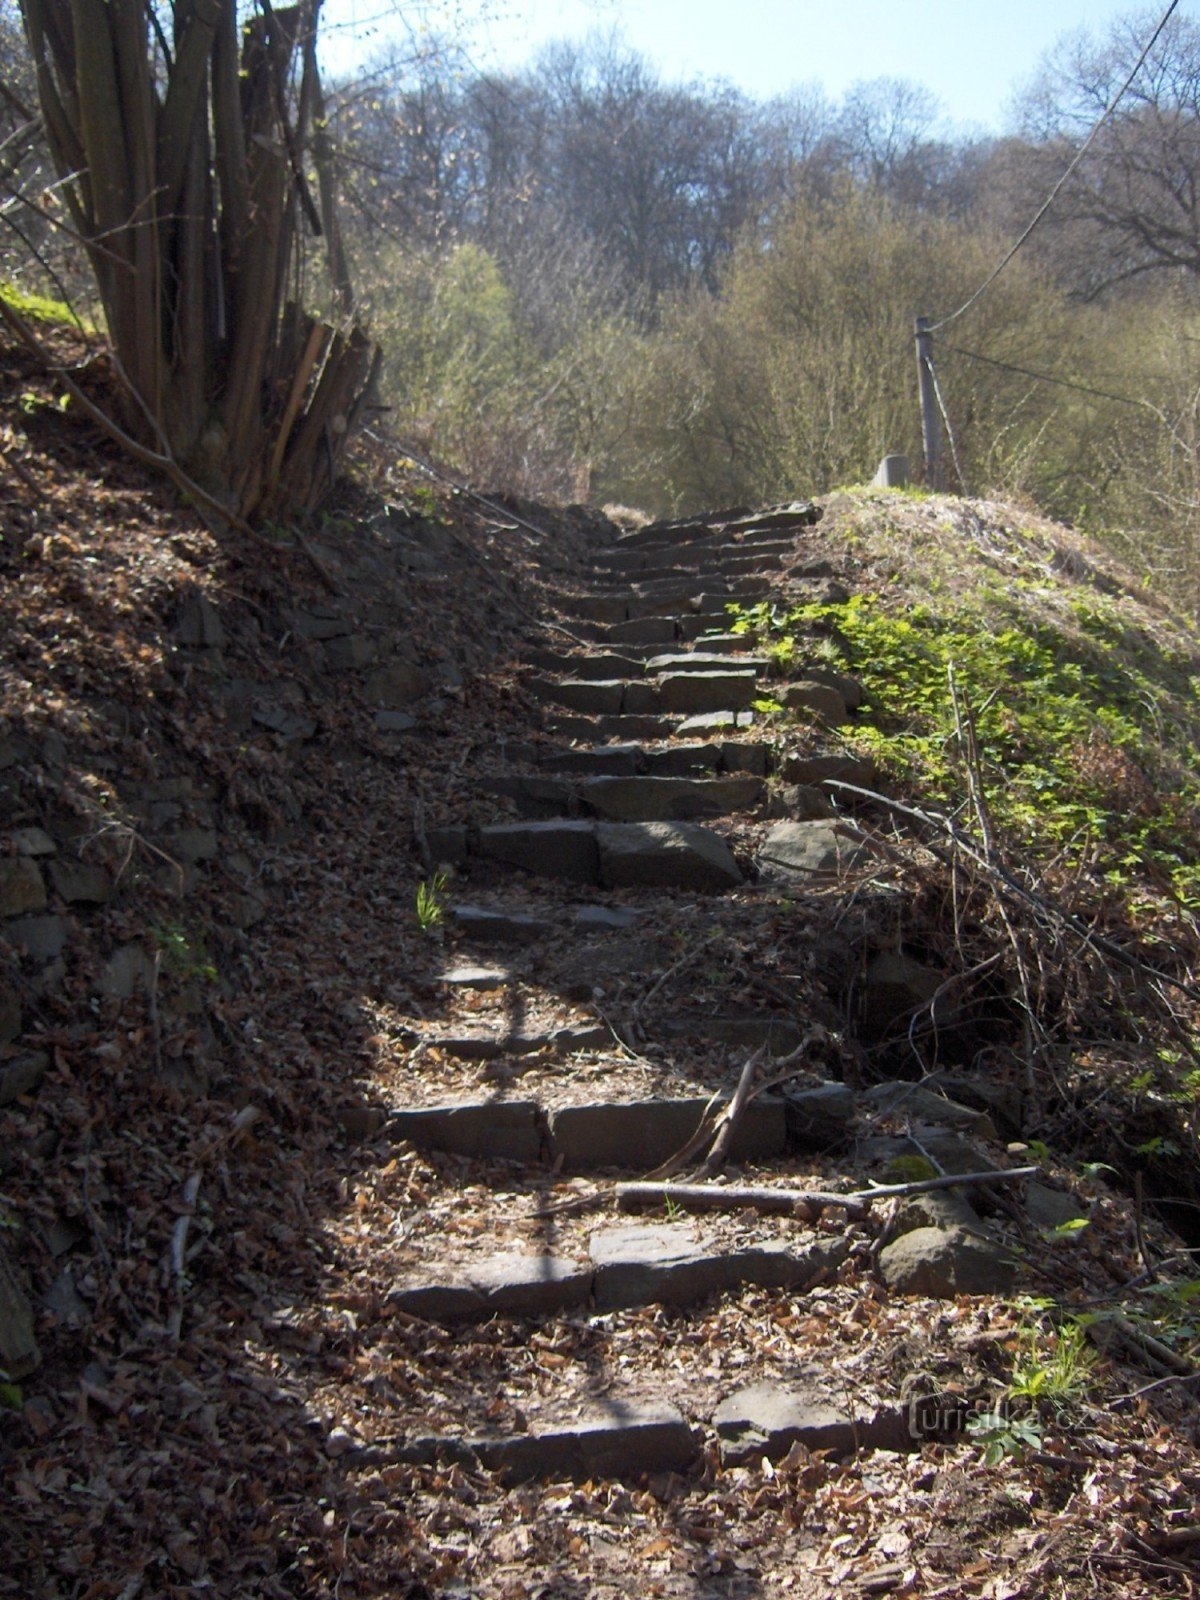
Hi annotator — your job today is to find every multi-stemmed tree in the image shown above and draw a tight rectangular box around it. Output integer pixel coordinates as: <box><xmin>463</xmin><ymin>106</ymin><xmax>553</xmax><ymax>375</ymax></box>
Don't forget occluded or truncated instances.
<box><xmin>15</xmin><ymin>0</ymin><xmax>375</xmax><ymax>520</ymax></box>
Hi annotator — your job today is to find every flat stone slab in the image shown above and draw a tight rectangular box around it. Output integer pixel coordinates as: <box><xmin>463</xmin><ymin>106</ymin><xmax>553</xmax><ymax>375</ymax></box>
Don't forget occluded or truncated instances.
<box><xmin>528</xmin><ymin>678</ymin><xmax>627</xmax><ymax>714</ymax></box>
<box><xmin>639</xmin><ymin>742</ymin><xmax>721</xmax><ymax>775</ymax></box>
<box><xmin>546</xmin><ymin>714</ymin><xmax>682</xmax><ymax>744</ymax></box>
<box><xmin>676</xmin><ymin>710</ymin><xmax>756</xmax><ymax>736</ymax></box>
<box><xmin>597</xmin><ymin>821</ymin><xmax>742</xmax><ymax>892</ymax></box>
<box><xmin>656</xmin><ymin>671</ymin><xmax>757</xmax><ymax>714</ymax></box>
<box><xmin>429</xmin><ymin>1023</ymin><xmax>611</xmax><ymax>1061</ymax></box>
<box><xmin>864</xmin><ymin>1083</ymin><xmax>996</xmax><ymax>1139</ymax></box>
<box><xmin>526</xmin><ymin>652</ymin><xmax>645</xmax><ymax>680</ymax></box>
<box><xmin>450</xmin><ymin>905</ymin><xmax>553</xmax><ymax>945</ymax></box>
<box><xmin>644</xmin><ymin>652</ymin><xmax>768</xmax><ymax>675</ymax></box>
<box><xmin>392</xmin><ymin>1253</ymin><xmax>591</xmax><ymax>1323</ymax></box>
<box><xmin>388</xmin><ymin>1100</ymin><xmax>545</xmax><ymax>1162</ymax></box>
<box><xmin>540</xmin><ymin>744</ymin><xmax>644</xmax><ymax>776</ymax></box>
<box><xmin>574</xmin><ymin>904</ymin><xmax>641</xmax><ymax>930</ymax></box>
<box><xmin>589</xmin><ymin>1223</ymin><xmax>843</xmax><ymax>1310</ymax></box>
<box><xmin>472</xmin><ymin>1402</ymin><xmax>698</xmax><ymax>1483</ymax></box>
<box><xmin>549</xmin><ymin>1096</ymin><xmax>787</xmax><ymax>1169</ymax></box>
<box><xmin>713</xmin><ymin>1380</ymin><xmax>909</xmax><ymax>1464</ymax></box>
<box><xmin>565</xmin><ymin>594</ymin><xmax>629</xmax><ymax>623</ymax></box>
<box><xmin>439</xmin><ymin>965</ymin><xmax>512</xmax><ymax>990</ymax></box>
<box><xmin>603</xmin><ymin>617</ymin><xmax>677</xmax><ymax>645</ymax></box>
<box><xmin>476</xmin><ymin>822</ymin><xmax>601</xmax><ymax>884</ymax></box>
<box><xmin>578</xmin><ymin>775</ymin><xmax>763</xmax><ymax>822</ymax></box>
<box><xmin>785</xmin><ymin>1083</ymin><xmax>858</xmax><ymax>1147</ymax></box>
<box><xmin>756</xmin><ymin>821</ymin><xmax>870</xmax><ymax>881</ymax></box>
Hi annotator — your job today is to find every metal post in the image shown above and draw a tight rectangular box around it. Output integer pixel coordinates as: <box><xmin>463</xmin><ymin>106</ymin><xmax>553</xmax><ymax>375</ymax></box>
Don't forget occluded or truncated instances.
<box><xmin>914</xmin><ymin>316</ymin><xmax>941</xmax><ymax>490</ymax></box>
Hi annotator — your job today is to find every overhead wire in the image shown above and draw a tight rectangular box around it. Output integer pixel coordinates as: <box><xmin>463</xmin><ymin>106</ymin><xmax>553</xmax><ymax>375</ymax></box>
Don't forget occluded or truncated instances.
<box><xmin>928</xmin><ymin>0</ymin><xmax>1182</xmax><ymax>333</ymax></box>
<box><xmin>935</xmin><ymin>340</ymin><xmax>1151</xmax><ymax>411</ymax></box>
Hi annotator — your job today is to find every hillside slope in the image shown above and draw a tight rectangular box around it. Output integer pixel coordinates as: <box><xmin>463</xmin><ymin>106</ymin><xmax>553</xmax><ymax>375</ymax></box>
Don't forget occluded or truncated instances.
<box><xmin>4</xmin><ymin>332</ymin><xmax>1200</xmax><ymax>1598</ymax></box>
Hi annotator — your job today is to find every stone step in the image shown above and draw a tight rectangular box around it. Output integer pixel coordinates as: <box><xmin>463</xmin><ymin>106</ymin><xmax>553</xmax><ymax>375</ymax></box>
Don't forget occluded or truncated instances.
<box><xmin>531</xmin><ymin>671</ymin><xmax>758</xmax><ymax>717</ymax></box>
<box><xmin>532</xmin><ymin>739</ymin><xmax>771</xmax><ymax>778</ymax></box>
<box><xmin>577</xmin><ymin>774</ymin><xmax>764</xmax><ymax>822</ymax></box>
<box><xmin>480</xmin><ymin>773</ymin><xmax>764</xmax><ymax>821</ymax></box>
<box><xmin>525</xmin><ymin>650</ymin><xmax>645</xmax><ymax>680</ymax></box>
<box><xmin>469</xmin><ymin>819</ymin><xmax>744</xmax><ymax>891</ymax></box>
<box><xmin>599</xmin><ymin>616</ymin><xmax>677</xmax><ymax>645</ymax></box>
<box><xmin>390</xmin><ymin>1221</ymin><xmax>845</xmax><ymax>1325</ymax></box>
<box><xmin>544</xmin><ymin>713</ymin><xmax>688</xmax><ymax>743</ymax></box>
<box><xmin>642</xmin><ymin>651</ymin><xmax>768</xmax><ymax>675</ymax></box>
<box><xmin>390</xmin><ymin>1400</ymin><xmax>701</xmax><ymax>1484</ymax></box>
<box><xmin>588</xmin><ymin>538</ymin><xmax>796</xmax><ymax>573</ymax></box>
<box><xmin>418</xmin><ymin>1021</ymin><xmax>612</xmax><ymax>1061</ymax></box>
<box><xmin>382</xmin><ymin>1091</ymin><xmax>791</xmax><ymax>1165</ymax></box>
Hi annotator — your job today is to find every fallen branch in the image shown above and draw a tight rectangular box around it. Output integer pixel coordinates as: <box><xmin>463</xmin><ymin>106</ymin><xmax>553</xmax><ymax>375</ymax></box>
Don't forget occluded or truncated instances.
<box><xmin>616</xmin><ymin>1179</ymin><xmax>867</xmax><ymax>1223</ymax></box>
<box><xmin>615</xmin><ymin>1165</ymin><xmax>1040</xmax><ymax>1223</ymax></box>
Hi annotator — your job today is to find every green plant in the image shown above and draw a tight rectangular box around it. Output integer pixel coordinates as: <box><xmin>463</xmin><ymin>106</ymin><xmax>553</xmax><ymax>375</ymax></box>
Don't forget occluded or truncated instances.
<box><xmin>415</xmin><ymin>871</ymin><xmax>449</xmax><ymax>934</ymax></box>
<box><xmin>1007</xmin><ymin>1322</ymin><xmax>1095</xmax><ymax>1406</ymax></box>
<box><xmin>967</xmin><ymin>1407</ymin><xmax>1043</xmax><ymax>1465</ymax></box>
<box><xmin>150</xmin><ymin>921</ymin><xmax>217</xmax><ymax>983</ymax></box>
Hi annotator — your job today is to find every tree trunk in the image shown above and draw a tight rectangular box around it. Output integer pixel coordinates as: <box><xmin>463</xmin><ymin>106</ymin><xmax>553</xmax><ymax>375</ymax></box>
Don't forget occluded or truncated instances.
<box><xmin>19</xmin><ymin>0</ymin><xmax>376</xmax><ymax>521</ymax></box>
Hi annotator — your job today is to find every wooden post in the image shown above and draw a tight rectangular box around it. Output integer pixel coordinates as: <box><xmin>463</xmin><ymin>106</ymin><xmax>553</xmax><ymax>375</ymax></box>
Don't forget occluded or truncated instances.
<box><xmin>914</xmin><ymin>316</ymin><xmax>941</xmax><ymax>490</ymax></box>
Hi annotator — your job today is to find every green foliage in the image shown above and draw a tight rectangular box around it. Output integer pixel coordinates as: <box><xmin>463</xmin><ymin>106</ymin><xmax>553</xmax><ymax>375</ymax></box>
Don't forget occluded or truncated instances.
<box><xmin>150</xmin><ymin>921</ymin><xmax>217</xmax><ymax>983</ymax></box>
<box><xmin>1007</xmin><ymin>1322</ymin><xmax>1095</xmax><ymax>1405</ymax></box>
<box><xmin>729</xmin><ymin>580</ymin><xmax>1200</xmax><ymax>908</ymax></box>
<box><xmin>415</xmin><ymin>871</ymin><xmax>449</xmax><ymax>934</ymax></box>
<box><xmin>967</xmin><ymin>1407</ymin><xmax>1044</xmax><ymax>1466</ymax></box>
<box><xmin>0</xmin><ymin>281</ymin><xmax>87</xmax><ymax>329</ymax></box>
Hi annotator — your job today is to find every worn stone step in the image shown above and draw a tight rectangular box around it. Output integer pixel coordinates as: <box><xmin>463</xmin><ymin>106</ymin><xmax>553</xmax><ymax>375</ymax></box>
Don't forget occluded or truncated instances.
<box><xmin>544</xmin><ymin>713</ymin><xmax>686</xmax><ymax>743</ymax></box>
<box><xmin>369</xmin><ymin>1086</ymin><xmax>856</xmax><ymax>1164</ymax></box>
<box><xmin>422</xmin><ymin>1022</ymin><xmax>612</xmax><ymax>1061</ymax></box>
<box><xmin>530</xmin><ymin>672</ymin><xmax>758</xmax><ymax>717</ymax></box>
<box><xmin>525</xmin><ymin>651</ymin><xmax>646</xmax><ymax>680</ymax></box>
<box><xmin>674</xmin><ymin>709</ymin><xmax>758</xmax><ymax>737</ymax></box>
<box><xmin>390</xmin><ymin>1222</ymin><xmax>843</xmax><ymax>1325</ymax></box>
<box><xmin>450</xmin><ymin>904</ymin><xmax>555</xmax><ymax>946</ymax></box>
<box><xmin>577</xmin><ymin>775</ymin><xmax>765</xmax><ymax>822</ymax></box>
<box><xmin>527</xmin><ymin>677</ymin><xmax>628</xmax><ymax>714</ymax></box>
<box><xmin>563</xmin><ymin>593</ymin><xmax>630</xmax><ymax>623</ymax></box>
<box><xmin>714</xmin><ymin>1381</ymin><xmax>909</xmax><ymax>1466</ymax></box>
<box><xmin>469</xmin><ymin>819</ymin><xmax>743</xmax><ymax>891</ymax></box>
<box><xmin>482</xmin><ymin>772</ymin><xmax>764</xmax><ymax>822</ymax></box>
<box><xmin>600</xmin><ymin>617</ymin><xmax>677</xmax><ymax>645</ymax></box>
<box><xmin>631</xmin><ymin>671</ymin><xmax>759</xmax><ymax>714</ymax></box>
<box><xmin>538</xmin><ymin>743</ymin><xmax>646</xmax><ymax>776</ymax></box>
<box><xmin>642</xmin><ymin>651</ymin><xmax>768</xmax><ymax>675</ymax></box>
<box><xmin>528</xmin><ymin>739</ymin><xmax>771</xmax><ymax>778</ymax></box>
<box><xmin>547</xmin><ymin>1096</ymin><xmax>786</xmax><ymax>1166</ymax></box>
<box><xmin>393</xmin><ymin>1401</ymin><xmax>700</xmax><ymax>1484</ymax></box>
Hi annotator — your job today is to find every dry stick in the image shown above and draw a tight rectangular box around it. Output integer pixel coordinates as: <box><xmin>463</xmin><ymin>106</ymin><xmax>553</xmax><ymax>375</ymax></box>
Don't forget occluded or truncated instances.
<box><xmin>949</xmin><ymin>663</ymin><xmax>1045</xmax><ymax>1118</ymax></box>
<box><xmin>615</xmin><ymin>1165</ymin><xmax>1041</xmax><ymax>1223</ymax></box>
<box><xmin>692</xmin><ymin>1044</ymin><xmax>766</xmax><ymax>1180</ymax></box>
<box><xmin>825</xmin><ymin>779</ymin><xmax>1200</xmax><ymax>1004</ymax></box>
<box><xmin>168</xmin><ymin>1107</ymin><xmax>260</xmax><ymax>1342</ymax></box>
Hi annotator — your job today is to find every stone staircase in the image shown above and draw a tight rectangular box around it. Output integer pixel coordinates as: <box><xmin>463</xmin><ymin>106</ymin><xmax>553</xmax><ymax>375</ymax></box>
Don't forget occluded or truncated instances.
<box><xmin>340</xmin><ymin>501</ymin><xmax>1032</xmax><ymax>1485</ymax></box>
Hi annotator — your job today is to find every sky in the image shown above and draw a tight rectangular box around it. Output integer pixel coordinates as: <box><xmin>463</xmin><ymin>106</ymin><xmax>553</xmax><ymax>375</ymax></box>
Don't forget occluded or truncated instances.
<box><xmin>322</xmin><ymin>0</ymin><xmax>1198</xmax><ymax>133</ymax></box>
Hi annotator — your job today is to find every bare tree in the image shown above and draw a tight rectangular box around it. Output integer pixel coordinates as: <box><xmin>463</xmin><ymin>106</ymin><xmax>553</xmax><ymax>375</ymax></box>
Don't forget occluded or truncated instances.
<box><xmin>1015</xmin><ymin>8</ymin><xmax>1200</xmax><ymax>299</ymax></box>
<box><xmin>14</xmin><ymin>0</ymin><xmax>376</xmax><ymax>519</ymax></box>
